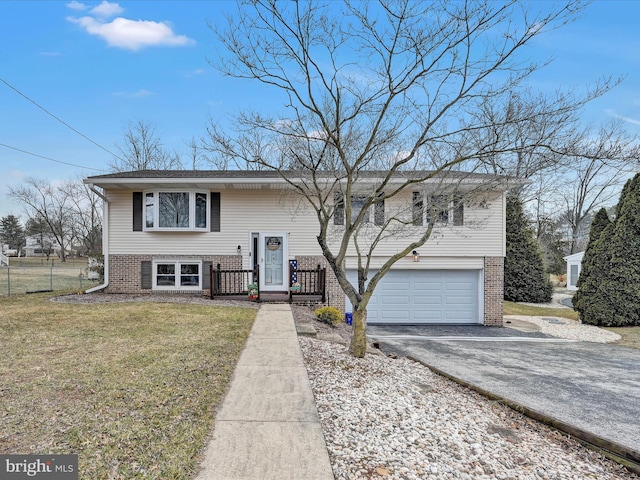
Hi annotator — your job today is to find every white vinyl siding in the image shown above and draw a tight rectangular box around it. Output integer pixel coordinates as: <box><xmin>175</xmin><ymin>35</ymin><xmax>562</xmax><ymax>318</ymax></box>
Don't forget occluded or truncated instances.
<box><xmin>105</xmin><ymin>188</ymin><xmax>505</xmax><ymax>260</ymax></box>
<box><xmin>328</xmin><ymin>190</ymin><xmax>505</xmax><ymax>258</ymax></box>
<box><xmin>107</xmin><ymin>190</ymin><xmax>322</xmax><ymax>260</ymax></box>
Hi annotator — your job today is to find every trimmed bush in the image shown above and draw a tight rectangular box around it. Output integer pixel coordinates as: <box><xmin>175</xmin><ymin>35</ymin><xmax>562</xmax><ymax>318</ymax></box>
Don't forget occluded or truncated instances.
<box><xmin>315</xmin><ymin>306</ymin><xmax>343</xmax><ymax>327</ymax></box>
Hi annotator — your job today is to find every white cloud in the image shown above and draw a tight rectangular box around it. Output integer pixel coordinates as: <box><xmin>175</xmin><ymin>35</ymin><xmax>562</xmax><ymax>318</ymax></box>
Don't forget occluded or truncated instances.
<box><xmin>90</xmin><ymin>1</ymin><xmax>123</xmax><ymax>18</ymax></box>
<box><xmin>113</xmin><ymin>89</ymin><xmax>154</xmax><ymax>98</ymax></box>
<box><xmin>67</xmin><ymin>15</ymin><xmax>195</xmax><ymax>51</ymax></box>
<box><xmin>66</xmin><ymin>1</ymin><xmax>87</xmax><ymax>11</ymax></box>
<box><xmin>606</xmin><ymin>109</ymin><xmax>640</xmax><ymax>126</ymax></box>
<box><xmin>185</xmin><ymin>68</ymin><xmax>205</xmax><ymax>78</ymax></box>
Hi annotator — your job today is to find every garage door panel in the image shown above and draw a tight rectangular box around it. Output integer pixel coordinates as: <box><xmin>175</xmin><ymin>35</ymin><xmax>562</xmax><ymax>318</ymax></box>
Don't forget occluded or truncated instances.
<box><xmin>347</xmin><ymin>269</ymin><xmax>480</xmax><ymax>325</ymax></box>
<box><xmin>413</xmin><ymin>296</ymin><xmax>442</xmax><ymax>305</ymax></box>
<box><xmin>378</xmin><ymin>290</ymin><xmax>411</xmax><ymax>305</ymax></box>
<box><xmin>381</xmin><ymin>310</ymin><xmax>410</xmax><ymax>321</ymax></box>
<box><xmin>446</xmin><ymin>295</ymin><xmax>474</xmax><ymax>305</ymax></box>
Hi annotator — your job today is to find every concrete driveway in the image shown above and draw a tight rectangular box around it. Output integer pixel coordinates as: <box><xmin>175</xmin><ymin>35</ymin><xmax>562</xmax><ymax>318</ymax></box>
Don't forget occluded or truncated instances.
<box><xmin>368</xmin><ymin>325</ymin><xmax>640</xmax><ymax>462</ymax></box>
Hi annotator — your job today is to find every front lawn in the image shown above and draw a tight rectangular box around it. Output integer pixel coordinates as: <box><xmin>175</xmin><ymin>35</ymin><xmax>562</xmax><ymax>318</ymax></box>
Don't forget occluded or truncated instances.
<box><xmin>503</xmin><ymin>301</ymin><xmax>578</xmax><ymax>320</ymax></box>
<box><xmin>0</xmin><ymin>292</ymin><xmax>256</xmax><ymax>479</ymax></box>
<box><xmin>603</xmin><ymin>326</ymin><xmax>640</xmax><ymax>350</ymax></box>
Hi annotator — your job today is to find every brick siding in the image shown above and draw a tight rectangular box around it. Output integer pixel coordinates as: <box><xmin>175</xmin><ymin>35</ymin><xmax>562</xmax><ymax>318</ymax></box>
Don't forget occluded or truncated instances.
<box><xmin>108</xmin><ymin>254</ymin><xmax>241</xmax><ymax>294</ymax></box>
<box><xmin>483</xmin><ymin>256</ymin><xmax>504</xmax><ymax>326</ymax></box>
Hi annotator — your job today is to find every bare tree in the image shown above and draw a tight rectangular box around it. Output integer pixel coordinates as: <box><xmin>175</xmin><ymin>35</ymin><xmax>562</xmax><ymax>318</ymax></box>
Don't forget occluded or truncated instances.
<box><xmin>64</xmin><ymin>180</ymin><xmax>104</xmax><ymax>256</ymax></box>
<box><xmin>110</xmin><ymin>120</ymin><xmax>184</xmax><ymax>171</ymax></box>
<box><xmin>185</xmin><ymin>137</ymin><xmax>206</xmax><ymax>170</ymax></box>
<box><xmin>472</xmin><ymin>90</ymin><xmax>639</xmax><ymax>256</ymax></box>
<box><xmin>555</xmin><ymin>121</ymin><xmax>639</xmax><ymax>254</ymax></box>
<box><xmin>9</xmin><ymin>178</ymin><xmax>75</xmax><ymax>262</ymax></box>
<box><xmin>205</xmin><ymin>0</ymin><xmax>615</xmax><ymax>357</ymax></box>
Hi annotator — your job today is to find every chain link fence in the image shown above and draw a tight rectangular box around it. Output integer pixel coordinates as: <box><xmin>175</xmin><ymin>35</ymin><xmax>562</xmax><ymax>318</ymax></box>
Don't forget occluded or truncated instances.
<box><xmin>0</xmin><ymin>259</ymin><xmax>101</xmax><ymax>296</ymax></box>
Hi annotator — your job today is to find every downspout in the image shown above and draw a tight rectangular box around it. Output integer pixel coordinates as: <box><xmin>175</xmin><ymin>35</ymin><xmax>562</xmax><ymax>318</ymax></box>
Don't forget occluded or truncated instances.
<box><xmin>85</xmin><ymin>184</ymin><xmax>109</xmax><ymax>293</ymax></box>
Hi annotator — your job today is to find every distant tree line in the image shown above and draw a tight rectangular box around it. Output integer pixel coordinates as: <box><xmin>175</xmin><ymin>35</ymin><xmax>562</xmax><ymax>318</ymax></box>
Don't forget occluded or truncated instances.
<box><xmin>5</xmin><ymin>178</ymin><xmax>102</xmax><ymax>261</ymax></box>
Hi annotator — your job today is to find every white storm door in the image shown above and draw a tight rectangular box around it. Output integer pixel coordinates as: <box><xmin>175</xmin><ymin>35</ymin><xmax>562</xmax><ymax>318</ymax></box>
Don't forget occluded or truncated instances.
<box><xmin>259</xmin><ymin>233</ymin><xmax>288</xmax><ymax>291</ymax></box>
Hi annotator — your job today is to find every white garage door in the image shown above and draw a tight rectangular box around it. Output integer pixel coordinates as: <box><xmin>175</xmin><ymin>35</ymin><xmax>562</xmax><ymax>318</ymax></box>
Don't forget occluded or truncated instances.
<box><xmin>347</xmin><ymin>269</ymin><xmax>481</xmax><ymax>325</ymax></box>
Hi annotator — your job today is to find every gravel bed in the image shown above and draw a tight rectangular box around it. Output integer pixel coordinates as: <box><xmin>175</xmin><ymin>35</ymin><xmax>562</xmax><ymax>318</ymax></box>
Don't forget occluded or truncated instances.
<box><xmin>300</xmin><ymin>337</ymin><xmax>637</xmax><ymax>480</ymax></box>
<box><xmin>505</xmin><ymin>315</ymin><xmax>621</xmax><ymax>343</ymax></box>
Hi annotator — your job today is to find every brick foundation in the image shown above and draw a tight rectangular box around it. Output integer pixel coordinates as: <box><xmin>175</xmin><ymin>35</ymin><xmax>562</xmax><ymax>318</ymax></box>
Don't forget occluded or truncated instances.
<box><xmin>483</xmin><ymin>256</ymin><xmax>504</xmax><ymax>326</ymax></box>
<box><xmin>108</xmin><ymin>254</ymin><xmax>240</xmax><ymax>294</ymax></box>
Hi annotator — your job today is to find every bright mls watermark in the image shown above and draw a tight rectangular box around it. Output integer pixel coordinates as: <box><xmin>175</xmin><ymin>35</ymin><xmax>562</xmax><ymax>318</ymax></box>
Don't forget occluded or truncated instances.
<box><xmin>0</xmin><ymin>455</ymin><xmax>77</xmax><ymax>479</ymax></box>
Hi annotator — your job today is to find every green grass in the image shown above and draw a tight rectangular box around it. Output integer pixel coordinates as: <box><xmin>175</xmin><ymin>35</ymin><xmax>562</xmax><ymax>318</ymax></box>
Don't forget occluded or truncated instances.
<box><xmin>503</xmin><ymin>301</ymin><xmax>579</xmax><ymax>321</ymax></box>
<box><xmin>602</xmin><ymin>326</ymin><xmax>640</xmax><ymax>350</ymax></box>
<box><xmin>0</xmin><ymin>292</ymin><xmax>256</xmax><ymax>479</ymax></box>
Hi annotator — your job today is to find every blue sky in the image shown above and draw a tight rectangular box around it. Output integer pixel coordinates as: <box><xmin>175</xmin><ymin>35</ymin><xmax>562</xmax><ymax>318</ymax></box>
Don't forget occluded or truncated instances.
<box><xmin>1</xmin><ymin>0</ymin><xmax>639</xmax><ymax>220</ymax></box>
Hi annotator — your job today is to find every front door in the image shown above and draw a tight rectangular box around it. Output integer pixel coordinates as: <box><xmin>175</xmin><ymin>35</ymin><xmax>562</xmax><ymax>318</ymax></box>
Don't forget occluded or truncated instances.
<box><xmin>258</xmin><ymin>233</ymin><xmax>288</xmax><ymax>291</ymax></box>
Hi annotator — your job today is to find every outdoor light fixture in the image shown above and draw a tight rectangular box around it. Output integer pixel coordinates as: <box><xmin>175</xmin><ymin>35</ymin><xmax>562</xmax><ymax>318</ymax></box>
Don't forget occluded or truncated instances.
<box><xmin>237</xmin><ymin>245</ymin><xmax>242</xmax><ymax>255</ymax></box>
<box><xmin>412</xmin><ymin>250</ymin><xmax>420</xmax><ymax>262</ymax></box>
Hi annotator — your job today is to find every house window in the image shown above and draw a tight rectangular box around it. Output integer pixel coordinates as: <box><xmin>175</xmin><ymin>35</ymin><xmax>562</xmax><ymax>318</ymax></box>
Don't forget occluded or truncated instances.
<box><xmin>334</xmin><ymin>193</ymin><xmax>385</xmax><ymax>226</ymax></box>
<box><xmin>153</xmin><ymin>260</ymin><xmax>202</xmax><ymax>290</ymax></box>
<box><xmin>351</xmin><ymin>195</ymin><xmax>369</xmax><ymax>224</ymax></box>
<box><xmin>414</xmin><ymin>194</ymin><xmax>464</xmax><ymax>226</ymax></box>
<box><xmin>428</xmin><ymin>195</ymin><xmax>449</xmax><ymax>224</ymax></box>
<box><xmin>144</xmin><ymin>191</ymin><xmax>209</xmax><ymax>231</ymax></box>
<box><xmin>145</xmin><ymin>193</ymin><xmax>154</xmax><ymax>228</ymax></box>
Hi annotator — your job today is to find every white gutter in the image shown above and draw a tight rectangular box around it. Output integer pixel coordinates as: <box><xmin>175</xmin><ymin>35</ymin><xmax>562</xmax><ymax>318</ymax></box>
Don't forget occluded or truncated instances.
<box><xmin>85</xmin><ymin>184</ymin><xmax>109</xmax><ymax>293</ymax></box>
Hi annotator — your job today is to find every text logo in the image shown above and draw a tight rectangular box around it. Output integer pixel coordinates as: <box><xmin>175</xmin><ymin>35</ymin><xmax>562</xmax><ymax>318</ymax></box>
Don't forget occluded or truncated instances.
<box><xmin>0</xmin><ymin>455</ymin><xmax>78</xmax><ymax>479</ymax></box>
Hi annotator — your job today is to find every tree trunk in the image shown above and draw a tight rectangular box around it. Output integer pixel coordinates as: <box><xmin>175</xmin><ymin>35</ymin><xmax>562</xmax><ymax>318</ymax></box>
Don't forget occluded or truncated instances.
<box><xmin>348</xmin><ymin>307</ymin><xmax>367</xmax><ymax>358</ymax></box>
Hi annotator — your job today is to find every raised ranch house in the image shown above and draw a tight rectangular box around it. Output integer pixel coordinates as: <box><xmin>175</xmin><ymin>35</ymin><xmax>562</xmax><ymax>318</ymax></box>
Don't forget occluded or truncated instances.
<box><xmin>84</xmin><ymin>170</ymin><xmax>511</xmax><ymax>326</ymax></box>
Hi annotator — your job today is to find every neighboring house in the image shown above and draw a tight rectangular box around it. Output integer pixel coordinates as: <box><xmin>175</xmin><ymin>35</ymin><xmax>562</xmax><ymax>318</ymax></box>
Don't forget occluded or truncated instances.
<box><xmin>564</xmin><ymin>251</ymin><xmax>584</xmax><ymax>291</ymax></box>
<box><xmin>24</xmin><ymin>234</ymin><xmax>58</xmax><ymax>257</ymax></box>
<box><xmin>84</xmin><ymin>170</ymin><xmax>513</xmax><ymax>326</ymax></box>
<box><xmin>2</xmin><ymin>244</ymin><xmax>18</xmax><ymax>256</ymax></box>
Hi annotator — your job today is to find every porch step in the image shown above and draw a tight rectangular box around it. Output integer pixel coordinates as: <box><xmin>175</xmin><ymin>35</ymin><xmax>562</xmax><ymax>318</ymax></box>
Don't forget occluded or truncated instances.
<box><xmin>258</xmin><ymin>293</ymin><xmax>290</xmax><ymax>303</ymax></box>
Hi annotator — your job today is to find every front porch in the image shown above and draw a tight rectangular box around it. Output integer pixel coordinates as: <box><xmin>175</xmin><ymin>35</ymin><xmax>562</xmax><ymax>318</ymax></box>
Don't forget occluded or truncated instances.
<box><xmin>209</xmin><ymin>263</ymin><xmax>326</xmax><ymax>304</ymax></box>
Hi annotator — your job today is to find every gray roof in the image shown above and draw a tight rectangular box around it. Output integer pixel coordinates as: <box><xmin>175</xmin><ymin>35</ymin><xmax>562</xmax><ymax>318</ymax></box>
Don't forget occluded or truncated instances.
<box><xmin>84</xmin><ymin>169</ymin><xmax>522</xmax><ymax>190</ymax></box>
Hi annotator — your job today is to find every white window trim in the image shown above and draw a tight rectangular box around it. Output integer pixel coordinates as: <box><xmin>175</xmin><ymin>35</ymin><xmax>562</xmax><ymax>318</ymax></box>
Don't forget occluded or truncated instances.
<box><xmin>144</xmin><ymin>190</ymin><xmax>210</xmax><ymax>232</ymax></box>
<box><xmin>152</xmin><ymin>259</ymin><xmax>203</xmax><ymax>290</ymax></box>
<box><xmin>412</xmin><ymin>194</ymin><xmax>464</xmax><ymax>227</ymax></box>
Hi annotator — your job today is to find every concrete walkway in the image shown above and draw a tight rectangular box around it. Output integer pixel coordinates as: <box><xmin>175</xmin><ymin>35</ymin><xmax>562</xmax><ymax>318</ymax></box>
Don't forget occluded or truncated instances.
<box><xmin>195</xmin><ymin>304</ymin><xmax>334</xmax><ymax>480</ymax></box>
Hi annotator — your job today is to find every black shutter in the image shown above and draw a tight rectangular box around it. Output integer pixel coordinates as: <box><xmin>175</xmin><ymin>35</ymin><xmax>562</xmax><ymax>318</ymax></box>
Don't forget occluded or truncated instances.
<box><xmin>334</xmin><ymin>193</ymin><xmax>344</xmax><ymax>225</ymax></box>
<box><xmin>141</xmin><ymin>261</ymin><xmax>152</xmax><ymax>289</ymax></box>
<box><xmin>133</xmin><ymin>192</ymin><xmax>143</xmax><ymax>231</ymax></box>
<box><xmin>412</xmin><ymin>192</ymin><xmax>424</xmax><ymax>226</ymax></box>
<box><xmin>210</xmin><ymin>192</ymin><xmax>221</xmax><ymax>232</ymax></box>
<box><xmin>374</xmin><ymin>199</ymin><xmax>385</xmax><ymax>226</ymax></box>
<box><xmin>202</xmin><ymin>261</ymin><xmax>212</xmax><ymax>289</ymax></box>
<box><xmin>453</xmin><ymin>197</ymin><xmax>464</xmax><ymax>226</ymax></box>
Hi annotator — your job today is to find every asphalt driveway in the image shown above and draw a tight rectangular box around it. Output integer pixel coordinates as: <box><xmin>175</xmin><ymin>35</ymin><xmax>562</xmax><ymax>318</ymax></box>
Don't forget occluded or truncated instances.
<box><xmin>368</xmin><ymin>325</ymin><xmax>640</xmax><ymax>459</ymax></box>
